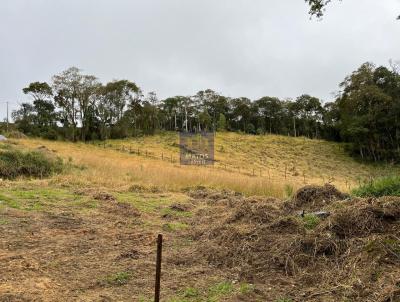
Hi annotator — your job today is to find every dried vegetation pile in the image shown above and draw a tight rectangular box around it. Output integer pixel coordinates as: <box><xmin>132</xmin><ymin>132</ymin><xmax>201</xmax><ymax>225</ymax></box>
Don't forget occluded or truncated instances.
<box><xmin>181</xmin><ymin>185</ymin><xmax>400</xmax><ymax>301</ymax></box>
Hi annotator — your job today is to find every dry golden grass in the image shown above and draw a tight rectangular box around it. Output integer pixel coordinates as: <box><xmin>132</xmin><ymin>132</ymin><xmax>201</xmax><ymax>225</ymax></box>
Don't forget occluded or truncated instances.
<box><xmin>13</xmin><ymin>132</ymin><xmax>400</xmax><ymax>198</ymax></box>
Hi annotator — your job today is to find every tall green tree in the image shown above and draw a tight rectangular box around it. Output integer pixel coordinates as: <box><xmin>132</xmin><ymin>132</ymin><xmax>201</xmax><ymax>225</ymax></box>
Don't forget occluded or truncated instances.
<box><xmin>100</xmin><ymin>80</ymin><xmax>141</xmax><ymax>138</ymax></box>
<box><xmin>12</xmin><ymin>103</ymin><xmax>35</xmax><ymax>134</ymax></box>
<box><xmin>255</xmin><ymin>97</ymin><xmax>283</xmax><ymax>134</ymax></box>
<box><xmin>217</xmin><ymin>113</ymin><xmax>227</xmax><ymax>131</ymax></box>
<box><xmin>230</xmin><ymin>97</ymin><xmax>252</xmax><ymax>133</ymax></box>
<box><xmin>337</xmin><ymin>62</ymin><xmax>400</xmax><ymax>161</ymax></box>
<box><xmin>20</xmin><ymin>82</ymin><xmax>57</xmax><ymax>137</ymax></box>
<box><xmin>52</xmin><ymin>67</ymin><xmax>82</xmax><ymax>141</ymax></box>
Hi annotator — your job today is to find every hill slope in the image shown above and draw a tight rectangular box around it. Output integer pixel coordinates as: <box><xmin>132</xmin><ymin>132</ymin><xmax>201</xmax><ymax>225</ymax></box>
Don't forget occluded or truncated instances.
<box><xmin>15</xmin><ymin>132</ymin><xmax>400</xmax><ymax>198</ymax></box>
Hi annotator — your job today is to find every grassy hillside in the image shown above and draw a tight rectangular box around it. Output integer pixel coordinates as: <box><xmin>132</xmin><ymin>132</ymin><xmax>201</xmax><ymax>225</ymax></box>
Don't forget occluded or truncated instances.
<box><xmin>2</xmin><ymin>133</ymin><xmax>400</xmax><ymax>301</ymax></box>
<box><xmin>13</xmin><ymin>132</ymin><xmax>400</xmax><ymax>198</ymax></box>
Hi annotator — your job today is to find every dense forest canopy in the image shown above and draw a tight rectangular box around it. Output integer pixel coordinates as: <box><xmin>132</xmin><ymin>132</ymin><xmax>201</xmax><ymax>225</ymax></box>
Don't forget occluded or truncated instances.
<box><xmin>11</xmin><ymin>63</ymin><xmax>400</xmax><ymax>162</ymax></box>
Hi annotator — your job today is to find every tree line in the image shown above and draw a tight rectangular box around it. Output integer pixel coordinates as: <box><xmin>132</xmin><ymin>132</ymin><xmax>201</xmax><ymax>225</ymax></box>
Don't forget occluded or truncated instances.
<box><xmin>12</xmin><ymin>62</ymin><xmax>400</xmax><ymax>162</ymax></box>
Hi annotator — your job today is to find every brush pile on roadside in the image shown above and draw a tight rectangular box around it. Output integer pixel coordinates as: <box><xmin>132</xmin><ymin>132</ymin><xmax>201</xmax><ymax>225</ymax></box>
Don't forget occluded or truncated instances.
<box><xmin>180</xmin><ymin>185</ymin><xmax>400</xmax><ymax>302</ymax></box>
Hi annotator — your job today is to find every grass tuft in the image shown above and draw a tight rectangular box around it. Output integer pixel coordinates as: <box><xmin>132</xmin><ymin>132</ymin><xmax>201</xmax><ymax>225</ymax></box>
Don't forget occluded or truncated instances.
<box><xmin>209</xmin><ymin>281</ymin><xmax>234</xmax><ymax>296</ymax></box>
<box><xmin>302</xmin><ymin>214</ymin><xmax>320</xmax><ymax>230</ymax></box>
<box><xmin>104</xmin><ymin>271</ymin><xmax>131</xmax><ymax>286</ymax></box>
<box><xmin>182</xmin><ymin>287</ymin><xmax>199</xmax><ymax>298</ymax></box>
<box><xmin>162</xmin><ymin>222</ymin><xmax>189</xmax><ymax>232</ymax></box>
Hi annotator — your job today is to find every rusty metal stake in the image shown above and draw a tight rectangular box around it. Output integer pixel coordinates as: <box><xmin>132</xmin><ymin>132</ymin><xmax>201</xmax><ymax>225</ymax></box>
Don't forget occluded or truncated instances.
<box><xmin>154</xmin><ymin>234</ymin><xmax>163</xmax><ymax>302</ymax></box>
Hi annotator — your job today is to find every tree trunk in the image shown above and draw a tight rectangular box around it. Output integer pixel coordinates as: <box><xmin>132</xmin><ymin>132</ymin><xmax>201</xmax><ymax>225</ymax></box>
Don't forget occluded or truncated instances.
<box><xmin>293</xmin><ymin>117</ymin><xmax>297</xmax><ymax>137</ymax></box>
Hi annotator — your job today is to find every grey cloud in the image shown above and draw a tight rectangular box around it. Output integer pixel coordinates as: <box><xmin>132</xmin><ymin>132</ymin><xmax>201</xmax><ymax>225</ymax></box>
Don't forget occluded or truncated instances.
<box><xmin>1</xmin><ymin>0</ymin><xmax>399</xmax><ymax>120</ymax></box>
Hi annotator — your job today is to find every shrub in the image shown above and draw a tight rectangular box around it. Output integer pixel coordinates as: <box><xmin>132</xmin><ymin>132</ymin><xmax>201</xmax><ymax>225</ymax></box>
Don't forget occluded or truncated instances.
<box><xmin>0</xmin><ymin>148</ymin><xmax>63</xmax><ymax>179</ymax></box>
<box><xmin>41</xmin><ymin>128</ymin><xmax>59</xmax><ymax>140</ymax></box>
<box><xmin>352</xmin><ymin>176</ymin><xmax>400</xmax><ymax>197</ymax></box>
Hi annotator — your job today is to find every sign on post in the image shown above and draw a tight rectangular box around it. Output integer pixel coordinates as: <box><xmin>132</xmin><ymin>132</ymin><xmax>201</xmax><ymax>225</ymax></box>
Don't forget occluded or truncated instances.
<box><xmin>179</xmin><ymin>132</ymin><xmax>214</xmax><ymax>165</ymax></box>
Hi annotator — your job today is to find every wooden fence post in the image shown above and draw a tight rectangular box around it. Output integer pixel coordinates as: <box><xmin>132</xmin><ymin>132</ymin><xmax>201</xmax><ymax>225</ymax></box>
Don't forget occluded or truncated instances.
<box><xmin>154</xmin><ymin>234</ymin><xmax>163</xmax><ymax>302</ymax></box>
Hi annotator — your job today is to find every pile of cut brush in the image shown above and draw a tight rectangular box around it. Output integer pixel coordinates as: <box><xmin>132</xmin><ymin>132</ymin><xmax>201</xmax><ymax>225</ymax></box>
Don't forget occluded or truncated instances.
<box><xmin>177</xmin><ymin>185</ymin><xmax>400</xmax><ymax>302</ymax></box>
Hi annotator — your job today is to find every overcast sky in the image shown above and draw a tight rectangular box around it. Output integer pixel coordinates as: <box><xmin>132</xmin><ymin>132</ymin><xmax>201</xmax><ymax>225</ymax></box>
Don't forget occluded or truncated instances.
<box><xmin>1</xmin><ymin>0</ymin><xmax>400</xmax><ymax>120</ymax></box>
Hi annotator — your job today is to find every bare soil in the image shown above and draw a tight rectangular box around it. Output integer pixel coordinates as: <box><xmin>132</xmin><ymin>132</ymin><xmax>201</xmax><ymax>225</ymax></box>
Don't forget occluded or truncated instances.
<box><xmin>1</xmin><ymin>184</ymin><xmax>400</xmax><ymax>301</ymax></box>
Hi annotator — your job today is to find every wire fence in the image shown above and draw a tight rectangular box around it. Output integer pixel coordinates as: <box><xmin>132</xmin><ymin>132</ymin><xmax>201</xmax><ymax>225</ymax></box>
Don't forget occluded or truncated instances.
<box><xmin>84</xmin><ymin>140</ymin><xmax>358</xmax><ymax>190</ymax></box>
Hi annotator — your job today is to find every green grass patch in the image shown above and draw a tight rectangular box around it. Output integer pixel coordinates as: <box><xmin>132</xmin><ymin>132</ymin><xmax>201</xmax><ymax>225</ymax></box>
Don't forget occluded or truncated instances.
<box><xmin>352</xmin><ymin>175</ymin><xmax>400</xmax><ymax>197</ymax></box>
<box><xmin>162</xmin><ymin>222</ymin><xmax>189</xmax><ymax>232</ymax></box>
<box><xmin>0</xmin><ymin>192</ymin><xmax>24</xmax><ymax>210</ymax></box>
<box><xmin>182</xmin><ymin>287</ymin><xmax>200</xmax><ymax>298</ymax></box>
<box><xmin>208</xmin><ymin>281</ymin><xmax>234</xmax><ymax>296</ymax></box>
<box><xmin>302</xmin><ymin>214</ymin><xmax>320</xmax><ymax>230</ymax></box>
<box><xmin>116</xmin><ymin>193</ymin><xmax>170</xmax><ymax>213</ymax></box>
<box><xmin>0</xmin><ymin>188</ymin><xmax>89</xmax><ymax>211</ymax></box>
<box><xmin>104</xmin><ymin>271</ymin><xmax>132</xmax><ymax>286</ymax></box>
<box><xmin>167</xmin><ymin>280</ymin><xmax>254</xmax><ymax>302</ymax></box>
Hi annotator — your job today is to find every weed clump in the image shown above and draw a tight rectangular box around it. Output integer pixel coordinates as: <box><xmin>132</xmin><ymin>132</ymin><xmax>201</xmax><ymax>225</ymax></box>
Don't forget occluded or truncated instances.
<box><xmin>0</xmin><ymin>147</ymin><xmax>63</xmax><ymax>179</ymax></box>
<box><xmin>352</xmin><ymin>175</ymin><xmax>400</xmax><ymax>197</ymax></box>
<box><xmin>104</xmin><ymin>271</ymin><xmax>131</xmax><ymax>286</ymax></box>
